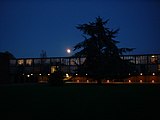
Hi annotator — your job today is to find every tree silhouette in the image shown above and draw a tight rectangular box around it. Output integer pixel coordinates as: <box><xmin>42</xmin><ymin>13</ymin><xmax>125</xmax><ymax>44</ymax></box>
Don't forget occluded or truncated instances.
<box><xmin>40</xmin><ymin>50</ymin><xmax>47</xmax><ymax>58</ymax></box>
<box><xmin>73</xmin><ymin>16</ymin><xmax>134</xmax><ymax>83</ymax></box>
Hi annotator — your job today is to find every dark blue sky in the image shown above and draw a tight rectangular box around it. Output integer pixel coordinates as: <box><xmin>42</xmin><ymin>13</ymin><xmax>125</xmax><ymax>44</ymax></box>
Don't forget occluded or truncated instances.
<box><xmin>0</xmin><ymin>0</ymin><xmax>160</xmax><ymax>58</ymax></box>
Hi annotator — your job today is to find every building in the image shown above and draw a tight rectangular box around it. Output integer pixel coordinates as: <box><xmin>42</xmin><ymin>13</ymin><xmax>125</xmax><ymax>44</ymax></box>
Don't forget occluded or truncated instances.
<box><xmin>0</xmin><ymin>52</ymin><xmax>15</xmax><ymax>84</ymax></box>
<box><xmin>9</xmin><ymin>54</ymin><xmax>160</xmax><ymax>83</ymax></box>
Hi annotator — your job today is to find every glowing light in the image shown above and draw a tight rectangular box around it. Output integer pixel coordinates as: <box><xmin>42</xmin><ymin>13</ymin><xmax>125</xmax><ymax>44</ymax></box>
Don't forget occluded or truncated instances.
<box><xmin>27</xmin><ymin>75</ymin><xmax>30</xmax><ymax>77</ymax></box>
<box><xmin>140</xmin><ymin>80</ymin><xmax>142</xmax><ymax>83</ymax></box>
<box><xmin>151</xmin><ymin>55</ymin><xmax>155</xmax><ymax>58</ymax></box>
<box><xmin>48</xmin><ymin>74</ymin><xmax>50</xmax><ymax>76</ymax></box>
<box><xmin>152</xmin><ymin>73</ymin><xmax>155</xmax><ymax>76</ymax></box>
<box><xmin>129</xmin><ymin>73</ymin><xmax>131</xmax><ymax>76</ymax></box>
<box><xmin>107</xmin><ymin>80</ymin><xmax>109</xmax><ymax>83</ymax></box>
<box><xmin>22</xmin><ymin>73</ymin><xmax>25</xmax><ymax>75</ymax></box>
<box><xmin>66</xmin><ymin>73</ymin><xmax>69</xmax><ymax>78</ymax></box>
<box><xmin>66</xmin><ymin>49</ymin><xmax>71</xmax><ymax>54</ymax></box>
<box><xmin>129</xmin><ymin>80</ymin><xmax>131</xmax><ymax>83</ymax></box>
<box><xmin>76</xmin><ymin>73</ymin><xmax>78</xmax><ymax>76</ymax></box>
<box><xmin>51</xmin><ymin>66</ymin><xmax>56</xmax><ymax>73</ymax></box>
<box><xmin>39</xmin><ymin>74</ymin><xmax>41</xmax><ymax>76</ymax></box>
<box><xmin>140</xmin><ymin>73</ymin><xmax>143</xmax><ymax>76</ymax></box>
<box><xmin>31</xmin><ymin>73</ymin><xmax>33</xmax><ymax>76</ymax></box>
<box><xmin>86</xmin><ymin>73</ymin><xmax>88</xmax><ymax>76</ymax></box>
<box><xmin>152</xmin><ymin>80</ymin><xmax>155</xmax><ymax>83</ymax></box>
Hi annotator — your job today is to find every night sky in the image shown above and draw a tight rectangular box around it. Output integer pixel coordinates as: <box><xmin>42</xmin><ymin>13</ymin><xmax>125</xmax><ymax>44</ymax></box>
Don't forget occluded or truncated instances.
<box><xmin>0</xmin><ymin>0</ymin><xmax>160</xmax><ymax>58</ymax></box>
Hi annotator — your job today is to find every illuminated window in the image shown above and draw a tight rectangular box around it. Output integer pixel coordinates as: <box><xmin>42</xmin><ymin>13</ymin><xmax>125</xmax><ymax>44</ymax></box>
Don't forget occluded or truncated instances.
<box><xmin>135</xmin><ymin>56</ymin><xmax>140</xmax><ymax>64</ymax></box>
<box><xmin>26</xmin><ymin>59</ymin><xmax>32</xmax><ymax>66</ymax></box>
<box><xmin>18</xmin><ymin>59</ymin><xmax>24</xmax><ymax>65</ymax></box>
<box><xmin>136</xmin><ymin>56</ymin><xmax>147</xmax><ymax>64</ymax></box>
<box><xmin>123</xmin><ymin>56</ymin><xmax>136</xmax><ymax>64</ymax></box>
<box><xmin>148</xmin><ymin>55</ymin><xmax>158</xmax><ymax>64</ymax></box>
<box><xmin>51</xmin><ymin>66</ymin><xmax>57</xmax><ymax>73</ymax></box>
<box><xmin>151</xmin><ymin>55</ymin><xmax>157</xmax><ymax>64</ymax></box>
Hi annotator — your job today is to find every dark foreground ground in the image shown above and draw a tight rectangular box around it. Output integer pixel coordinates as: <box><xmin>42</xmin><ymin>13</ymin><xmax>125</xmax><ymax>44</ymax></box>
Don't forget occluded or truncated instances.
<box><xmin>0</xmin><ymin>83</ymin><xmax>160</xmax><ymax>120</ymax></box>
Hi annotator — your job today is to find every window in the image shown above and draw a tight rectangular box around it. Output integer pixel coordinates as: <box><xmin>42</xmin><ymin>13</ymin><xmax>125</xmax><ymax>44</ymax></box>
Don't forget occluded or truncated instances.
<box><xmin>26</xmin><ymin>59</ymin><xmax>32</xmax><ymax>66</ymax></box>
<box><xmin>123</xmin><ymin>56</ymin><xmax>136</xmax><ymax>64</ymax></box>
<box><xmin>70</xmin><ymin>58</ymin><xmax>81</xmax><ymax>65</ymax></box>
<box><xmin>148</xmin><ymin>55</ymin><xmax>158</xmax><ymax>64</ymax></box>
<box><xmin>41</xmin><ymin>58</ymin><xmax>50</xmax><ymax>64</ymax></box>
<box><xmin>61</xmin><ymin>58</ymin><xmax>69</xmax><ymax>65</ymax></box>
<box><xmin>17</xmin><ymin>59</ymin><xmax>24</xmax><ymax>65</ymax></box>
<box><xmin>34</xmin><ymin>59</ymin><xmax>41</xmax><ymax>65</ymax></box>
<box><xmin>10</xmin><ymin>60</ymin><xmax>16</xmax><ymax>66</ymax></box>
<box><xmin>51</xmin><ymin>66</ymin><xmax>57</xmax><ymax>73</ymax></box>
<box><xmin>51</xmin><ymin>58</ymin><xmax>61</xmax><ymax>65</ymax></box>
<box><xmin>135</xmin><ymin>56</ymin><xmax>147</xmax><ymax>64</ymax></box>
<box><xmin>80</xmin><ymin>58</ymin><xmax>86</xmax><ymax>65</ymax></box>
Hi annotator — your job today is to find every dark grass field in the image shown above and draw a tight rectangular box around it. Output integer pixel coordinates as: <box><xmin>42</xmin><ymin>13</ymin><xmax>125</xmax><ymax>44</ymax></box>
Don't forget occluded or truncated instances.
<box><xmin>0</xmin><ymin>83</ymin><xmax>160</xmax><ymax>120</ymax></box>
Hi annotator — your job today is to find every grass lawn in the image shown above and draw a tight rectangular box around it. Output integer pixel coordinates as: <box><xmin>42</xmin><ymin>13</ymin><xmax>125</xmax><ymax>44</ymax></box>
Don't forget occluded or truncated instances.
<box><xmin>0</xmin><ymin>83</ymin><xmax>160</xmax><ymax>120</ymax></box>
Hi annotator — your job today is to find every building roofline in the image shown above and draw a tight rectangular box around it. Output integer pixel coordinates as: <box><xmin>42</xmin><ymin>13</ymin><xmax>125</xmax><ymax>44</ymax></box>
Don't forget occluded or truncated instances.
<box><xmin>13</xmin><ymin>53</ymin><xmax>160</xmax><ymax>60</ymax></box>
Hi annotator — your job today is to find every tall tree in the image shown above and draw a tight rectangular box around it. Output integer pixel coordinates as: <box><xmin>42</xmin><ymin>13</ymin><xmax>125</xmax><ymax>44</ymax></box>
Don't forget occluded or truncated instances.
<box><xmin>73</xmin><ymin>17</ymin><xmax>134</xmax><ymax>83</ymax></box>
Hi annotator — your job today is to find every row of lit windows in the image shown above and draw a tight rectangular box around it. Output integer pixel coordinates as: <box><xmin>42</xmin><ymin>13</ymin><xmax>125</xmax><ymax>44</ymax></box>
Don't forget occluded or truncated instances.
<box><xmin>10</xmin><ymin>58</ymin><xmax>86</xmax><ymax>66</ymax></box>
<box><xmin>122</xmin><ymin>55</ymin><xmax>160</xmax><ymax>64</ymax></box>
<box><xmin>10</xmin><ymin>55</ymin><xmax>160</xmax><ymax>66</ymax></box>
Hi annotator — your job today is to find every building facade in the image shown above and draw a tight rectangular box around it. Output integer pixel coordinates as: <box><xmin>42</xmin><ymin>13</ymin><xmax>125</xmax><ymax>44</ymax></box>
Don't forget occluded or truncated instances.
<box><xmin>9</xmin><ymin>54</ymin><xmax>160</xmax><ymax>83</ymax></box>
